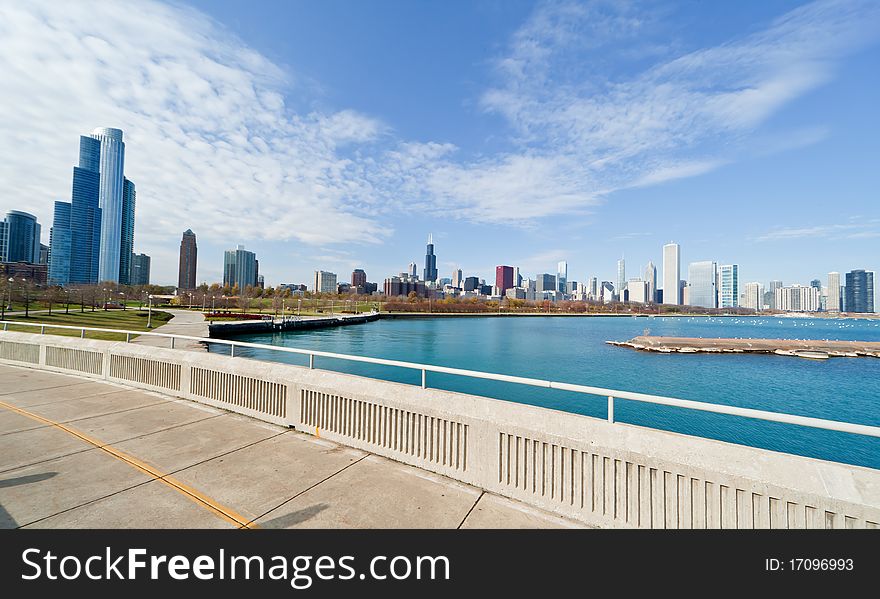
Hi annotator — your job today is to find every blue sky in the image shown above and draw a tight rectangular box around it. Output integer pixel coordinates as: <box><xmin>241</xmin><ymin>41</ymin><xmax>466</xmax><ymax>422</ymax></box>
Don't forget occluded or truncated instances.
<box><xmin>0</xmin><ymin>0</ymin><xmax>878</xmax><ymax>290</ymax></box>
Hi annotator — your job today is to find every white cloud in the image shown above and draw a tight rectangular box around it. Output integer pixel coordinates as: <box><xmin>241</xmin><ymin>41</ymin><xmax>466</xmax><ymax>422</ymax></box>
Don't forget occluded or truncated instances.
<box><xmin>754</xmin><ymin>219</ymin><xmax>880</xmax><ymax>242</ymax></box>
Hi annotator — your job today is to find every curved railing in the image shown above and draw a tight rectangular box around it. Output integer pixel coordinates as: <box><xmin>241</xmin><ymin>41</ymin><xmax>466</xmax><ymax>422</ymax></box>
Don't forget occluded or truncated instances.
<box><xmin>2</xmin><ymin>319</ymin><xmax>880</xmax><ymax>439</ymax></box>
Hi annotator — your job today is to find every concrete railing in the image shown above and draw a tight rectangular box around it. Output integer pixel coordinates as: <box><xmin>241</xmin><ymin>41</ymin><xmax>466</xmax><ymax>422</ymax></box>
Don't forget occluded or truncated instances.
<box><xmin>1</xmin><ymin>326</ymin><xmax>879</xmax><ymax>529</ymax></box>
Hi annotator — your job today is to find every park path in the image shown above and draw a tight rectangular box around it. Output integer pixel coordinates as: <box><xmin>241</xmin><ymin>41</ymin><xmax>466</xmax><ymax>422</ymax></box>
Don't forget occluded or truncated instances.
<box><xmin>131</xmin><ymin>308</ymin><xmax>209</xmax><ymax>352</ymax></box>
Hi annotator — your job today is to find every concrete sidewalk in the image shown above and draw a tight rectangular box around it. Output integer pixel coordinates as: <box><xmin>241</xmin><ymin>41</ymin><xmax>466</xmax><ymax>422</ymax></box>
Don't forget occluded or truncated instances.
<box><xmin>0</xmin><ymin>363</ymin><xmax>585</xmax><ymax>529</ymax></box>
<box><xmin>131</xmin><ymin>309</ymin><xmax>209</xmax><ymax>352</ymax></box>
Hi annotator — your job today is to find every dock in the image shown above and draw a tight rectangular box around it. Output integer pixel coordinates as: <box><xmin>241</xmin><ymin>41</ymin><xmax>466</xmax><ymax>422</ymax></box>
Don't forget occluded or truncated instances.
<box><xmin>608</xmin><ymin>336</ymin><xmax>880</xmax><ymax>359</ymax></box>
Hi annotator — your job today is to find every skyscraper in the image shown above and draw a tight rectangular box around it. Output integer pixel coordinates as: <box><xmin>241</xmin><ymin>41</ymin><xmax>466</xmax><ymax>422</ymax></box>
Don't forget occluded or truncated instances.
<box><xmin>687</xmin><ymin>261</ymin><xmax>717</xmax><ymax>308</ymax></box>
<box><xmin>130</xmin><ymin>253</ymin><xmax>151</xmax><ymax>286</ymax></box>
<box><xmin>557</xmin><ymin>261</ymin><xmax>568</xmax><ymax>294</ymax></box>
<box><xmin>423</xmin><ymin>234</ymin><xmax>437</xmax><ymax>283</ymax></box>
<box><xmin>118</xmin><ymin>178</ymin><xmax>136</xmax><ymax>285</ymax></box>
<box><xmin>718</xmin><ymin>264</ymin><xmax>739</xmax><ymax>308</ymax></box>
<box><xmin>589</xmin><ymin>276</ymin><xmax>598</xmax><ymax>299</ymax></box>
<box><xmin>845</xmin><ymin>270</ymin><xmax>874</xmax><ymax>313</ymax></box>
<box><xmin>496</xmin><ymin>265</ymin><xmax>514</xmax><ymax>295</ymax></box>
<box><xmin>616</xmin><ymin>258</ymin><xmax>626</xmax><ymax>300</ymax></box>
<box><xmin>178</xmin><ymin>229</ymin><xmax>198</xmax><ymax>290</ymax></box>
<box><xmin>452</xmin><ymin>268</ymin><xmax>463</xmax><ymax>288</ymax></box>
<box><xmin>662</xmin><ymin>242</ymin><xmax>681</xmax><ymax>305</ymax></box>
<box><xmin>644</xmin><ymin>261</ymin><xmax>657</xmax><ymax>303</ymax></box>
<box><xmin>223</xmin><ymin>245</ymin><xmax>258</xmax><ymax>289</ymax></box>
<box><xmin>351</xmin><ymin>269</ymin><xmax>367</xmax><ymax>291</ymax></box>
<box><xmin>90</xmin><ymin>128</ymin><xmax>127</xmax><ymax>283</ymax></box>
<box><xmin>768</xmin><ymin>280</ymin><xmax>783</xmax><ymax>310</ymax></box>
<box><xmin>827</xmin><ymin>272</ymin><xmax>841</xmax><ymax>312</ymax></box>
<box><xmin>48</xmin><ymin>135</ymin><xmax>103</xmax><ymax>285</ymax></box>
<box><xmin>0</xmin><ymin>211</ymin><xmax>41</xmax><ymax>263</ymax></box>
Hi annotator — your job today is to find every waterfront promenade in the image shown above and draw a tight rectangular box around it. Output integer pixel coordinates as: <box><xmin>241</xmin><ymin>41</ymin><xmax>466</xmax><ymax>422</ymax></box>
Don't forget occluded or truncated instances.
<box><xmin>0</xmin><ymin>363</ymin><xmax>582</xmax><ymax>528</ymax></box>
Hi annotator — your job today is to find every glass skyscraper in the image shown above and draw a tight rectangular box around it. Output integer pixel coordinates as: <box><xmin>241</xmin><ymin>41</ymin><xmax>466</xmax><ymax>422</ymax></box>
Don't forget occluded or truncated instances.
<box><xmin>119</xmin><ymin>177</ymin><xmax>136</xmax><ymax>285</ymax></box>
<box><xmin>49</xmin><ymin>136</ymin><xmax>103</xmax><ymax>285</ymax></box>
<box><xmin>423</xmin><ymin>234</ymin><xmax>437</xmax><ymax>283</ymax></box>
<box><xmin>1</xmin><ymin>211</ymin><xmax>41</xmax><ymax>263</ymax></box>
<box><xmin>662</xmin><ymin>243</ymin><xmax>681</xmax><ymax>305</ymax></box>
<box><xmin>557</xmin><ymin>261</ymin><xmax>568</xmax><ymax>294</ymax></box>
<box><xmin>687</xmin><ymin>261</ymin><xmax>717</xmax><ymax>308</ymax></box>
<box><xmin>719</xmin><ymin>264</ymin><xmax>739</xmax><ymax>308</ymax></box>
<box><xmin>91</xmin><ymin>128</ymin><xmax>127</xmax><ymax>283</ymax></box>
<box><xmin>845</xmin><ymin>270</ymin><xmax>874</xmax><ymax>313</ymax></box>
<box><xmin>224</xmin><ymin>245</ymin><xmax>258</xmax><ymax>289</ymax></box>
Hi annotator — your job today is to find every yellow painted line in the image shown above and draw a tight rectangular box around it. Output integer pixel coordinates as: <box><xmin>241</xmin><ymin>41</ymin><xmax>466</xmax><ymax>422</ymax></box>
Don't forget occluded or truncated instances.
<box><xmin>0</xmin><ymin>399</ymin><xmax>257</xmax><ymax>529</ymax></box>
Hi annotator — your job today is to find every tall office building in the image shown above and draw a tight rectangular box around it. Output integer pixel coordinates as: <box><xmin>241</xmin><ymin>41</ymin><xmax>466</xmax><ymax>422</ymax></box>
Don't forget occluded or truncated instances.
<box><xmin>90</xmin><ymin>128</ymin><xmax>127</xmax><ymax>283</ymax></box>
<box><xmin>589</xmin><ymin>276</ymin><xmax>598</xmax><ymax>298</ymax></box>
<box><xmin>130</xmin><ymin>253</ymin><xmax>151</xmax><ymax>286</ymax></box>
<box><xmin>557</xmin><ymin>261</ymin><xmax>568</xmax><ymax>294</ymax></box>
<box><xmin>178</xmin><ymin>229</ymin><xmax>198</xmax><ymax>290</ymax></box>
<box><xmin>743</xmin><ymin>282</ymin><xmax>764</xmax><ymax>312</ymax></box>
<box><xmin>536</xmin><ymin>273</ymin><xmax>556</xmax><ymax>293</ymax></box>
<box><xmin>451</xmin><ymin>268</ymin><xmax>463</xmax><ymax>288</ymax></box>
<box><xmin>718</xmin><ymin>264</ymin><xmax>739</xmax><ymax>308</ymax></box>
<box><xmin>845</xmin><ymin>270</ymin><xmax>874</xmax><ymax>313</ymax></box>
<box><xmin>408</xmin><ymin>262</ymin><xmax>418</xmax><ymax>278</ymax></box>
<box><xmin>496</xmin><ymin>265</ymin><xmax>514</xmax><ymax>296</ymax></box>
<box><xmin>223</xmin><ymin>245</ymin><xmax>258</xmax><ymax>289</ymax></box>
<box><xmin>0</xmin><ymin>211</ymin><xmax>41</xmax><ymax>263</ymax></box>
<box><xmin>644</xmin><ymin>261</ymin><xmax>657</xmax><ymax>303</ymax></box>
<box><xmin>313</xmin><ymin>270</ymin><xmax>338</xmax><ymax>294</ymax></box>
<box><xmin>423</xmin><ymin>234</ymin><xmax>437</xmax><ymax>283</ymax></box>
<box><xmin>662</xmin><ymin>243</ymin><xmax>681</xmax><ymax>305</ymax></box>
<box><xmin>617</xmin><ymin>258</ymin><xmax>626</xmax><ymax>300</ymax></box>
<box><xmin>627</xmin><ymin>279</ymin><xmax>649</xmax><ymax>303</ymax></box>
<box><xmin>687</xmin><ymin>261</ymin><xmax>717</xmax><ymax>308</ymax></box>
<box><xmin>827</xmin><ymin>272</ymin><xmax>841</xmax><ymax>312</ymax></box>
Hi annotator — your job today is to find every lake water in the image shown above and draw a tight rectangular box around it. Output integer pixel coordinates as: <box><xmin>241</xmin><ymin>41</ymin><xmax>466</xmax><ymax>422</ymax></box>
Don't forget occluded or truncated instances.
<box><xmin>210</xmin><ymin>315</ymin><xmax>880</xmax><ymax>469</ymax></box>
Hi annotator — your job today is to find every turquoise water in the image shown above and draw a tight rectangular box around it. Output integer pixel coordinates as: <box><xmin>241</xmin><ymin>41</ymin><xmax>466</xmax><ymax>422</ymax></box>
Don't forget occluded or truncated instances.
<box><xmin>210</xmin><ymin>316</ymin><xmax>880</xmax><ymax>469</ymax></box>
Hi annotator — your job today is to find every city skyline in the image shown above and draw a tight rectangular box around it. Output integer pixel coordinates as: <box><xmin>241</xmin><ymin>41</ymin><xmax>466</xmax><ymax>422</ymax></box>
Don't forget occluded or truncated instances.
<box><xmin>0</xmin><ymin>1</ymin><xmax>878</xmax><ymax>288</ymax></box>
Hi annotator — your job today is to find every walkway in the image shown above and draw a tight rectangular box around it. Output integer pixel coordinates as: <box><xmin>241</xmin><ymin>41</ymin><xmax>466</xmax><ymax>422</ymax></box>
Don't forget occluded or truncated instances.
<box><xmin>0</xmin><ymin>364</ymin><xmax>584</xmax><ymax>529</ymax></box>
<box><xmin>131</xmin><ymin>309</ymin><xmax>209</xmax><ymax>352</ymax></box>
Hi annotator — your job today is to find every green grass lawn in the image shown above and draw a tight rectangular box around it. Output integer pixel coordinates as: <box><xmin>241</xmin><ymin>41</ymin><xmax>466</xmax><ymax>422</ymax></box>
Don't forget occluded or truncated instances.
<box><xmin>1</xmin><ymin>309</ymin><xmax>173</xmax><ymax>341</ymax></box>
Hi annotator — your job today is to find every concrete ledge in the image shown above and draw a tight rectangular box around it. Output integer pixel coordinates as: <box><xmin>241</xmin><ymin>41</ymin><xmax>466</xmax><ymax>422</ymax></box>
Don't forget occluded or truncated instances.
<box><xmin>1</xmin><ymin>330</ymin><xmax>878</xmax><ymax>529</ymax></box>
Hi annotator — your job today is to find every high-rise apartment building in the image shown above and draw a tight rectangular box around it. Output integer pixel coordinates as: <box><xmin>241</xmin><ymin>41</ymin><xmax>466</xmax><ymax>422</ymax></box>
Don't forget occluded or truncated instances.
<box><xmin>768</xmin><ymin>280</ymin><xmax>783</xmax><ymax>310</ymax></box>
<box><xmin>48</xmin><ymin>128</ymin><xmax>134</xmax><ymax>285</ymax></box>
<box><xmin>845</xmin><ymin>270</ymin><xmax>874</xmax><ymax>313</ymax></box>
<box><xmin>178</xmin><ymin>229</ymin><xmax>198</xmax><ymax>290</ymax></box>
<box><xmin>743</xmin><ymin>282</ymin><xmax>763</xmax><ymax>312</ymax></box>
<box><xmin>662</xmin><ymin>243</ymin><xmax>681</xmax><ymax>305</ymax></box>
<box><xmin>827</xmin><ymin>272</ymin><xmax>841</xmax><ymax>312</ymax></box>
<box><xmin>313</xmin><ymin>270</ymin><xmax>338</xmax><ymax>294</ymax></box>
<box><xmin>617</xmin><ymin>258</ymin><xmax>626</xmax><ymax>300</ymax></box>
<box><xmin>687</xmin><ymin>261</ymin><xmax>717</xmax><ymax>309</ymax></box>
<box><xmin>718</xmin><ymin>264</ymin><xmax>739</xmax><ymax>308</ymax></box>
<box><xmin>423</xmin><ymin>235</ymin><xmax>437</xmax><ymax>283</ymax></box>
<box><xmin>589</xmin><ymin>276</ymin><xmax>598</xmax><ymax>299</ymax></box>
<box><xmin>130</xmin><ymin>253</ymin><xmax>151</xmax><ymax>286</ymax></box>
<box><xmin>90</xmin><ymin>128</ymin><xmax>127</xmax><ymax>283</ymax></box>
<box><xmin>0</xmin><ymin>211</ymin><xmax>41</xmax><ymax>263</ymax></box>
<box><xmin>775</xmin><ymin>285</ymin><xmax>820</xmax><ymax>312</ymax></box>
<box><xmin>223</xmin><ymin>245</ymin><xmax>258</xmax><ymax>289</ymax></box>
<box><xmin>557</xmin><ymin>261</ymin><xmax>568</xmax><ymax>294</ymax></box>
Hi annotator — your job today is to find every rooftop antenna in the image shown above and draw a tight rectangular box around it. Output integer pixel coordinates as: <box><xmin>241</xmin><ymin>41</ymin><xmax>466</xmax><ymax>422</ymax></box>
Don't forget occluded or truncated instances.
<box><xmin>428</xmin><ymin>233</ymin><xmax>433</xmax><ymax>245</ymax></box>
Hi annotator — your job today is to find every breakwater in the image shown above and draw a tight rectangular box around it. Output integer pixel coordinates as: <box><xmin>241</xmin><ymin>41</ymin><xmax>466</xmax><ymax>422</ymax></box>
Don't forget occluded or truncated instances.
<box><xmin>208</xmin><ymin>312</ymin><xmax>379</xmax><ymax>337</ymax></box>
<box><xmin>609</xmin><ymin>335</ymin><xmax>880</xmax><ymax>359</ymax></box>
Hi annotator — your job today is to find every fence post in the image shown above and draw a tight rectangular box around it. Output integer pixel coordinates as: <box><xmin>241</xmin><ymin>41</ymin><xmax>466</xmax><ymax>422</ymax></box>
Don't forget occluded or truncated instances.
<box><xmin>170</xmin><ymin>337</ymin><xmax>175</xmax><ymax>350</ymax></box>
<box><xmin>126</xmin><ymin>332</ymin><xmax>131</xmax><ymax>343</ymax></box>
<box><xmin>40</xmin><ymin>325</ymin><xmax>45</xmax><ymax>335</ymax></box>
<box><xmin>230</xmin><ymin>344</ymin><xmax>235</xmax><ymax>358</ymax></box>
<box><xmin>309</xmin><ymin>353</ymin><xmax>314</xmax><ymax>369</ymax></box>
<box><xmin>421</xmin><ymin>369</ymin><xmax>427</xmax><ymax>389</ymax></box>
<box><xmin>81</xmin><ymin>328</ymin><xmax>85</xmax><ymax>339</ymax></box>
<box><xmin>608</xmin><ymin>396</ymin><xmax>615</xmax><ymax>423</ymax></box>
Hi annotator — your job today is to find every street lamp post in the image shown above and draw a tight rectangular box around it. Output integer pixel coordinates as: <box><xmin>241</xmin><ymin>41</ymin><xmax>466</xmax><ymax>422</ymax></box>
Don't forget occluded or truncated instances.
<box><xmin>22</xmin><ymin>279</ymin><xmax>30</xmax><ymax>318</ymax></box>
<box><xmin>102</xmin><ymin>288</ymin><xmax>108</xmax><ymax>311</ymax></box>
<box><xmin>212</xmin><ymin>296</ymin><xmax>216</xmax><ymax>311</ymax></box>
<box><xmin>119</xmin><ymin>292</ymin><xmax>126</xmax><ymax>310</ymax></box>
<box><xmin>147</xmin><ymin>294</ymin><xmax>154</xmax><ymax>328</ymax></box>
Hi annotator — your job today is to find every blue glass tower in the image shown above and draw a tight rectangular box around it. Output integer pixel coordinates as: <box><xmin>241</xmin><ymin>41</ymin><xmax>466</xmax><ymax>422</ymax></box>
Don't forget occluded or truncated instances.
<box><xmin>48</xmin><ymin>136</ymin><xmax>103</xmax><ymax>285</ymax></box>
<box><xmin>1</xmin><ymin>211</ymin><xmax>41</xmax><ymax>263</ymax></box>
<box><xmin>90</xmin><ymin>127</ymin><xmax>126</xmax><ymax>283</ymax></box>
<box><xmin>119</xmin><ymin>177</ymin><xmax>136</xmax><ymax>284</ymax></box>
